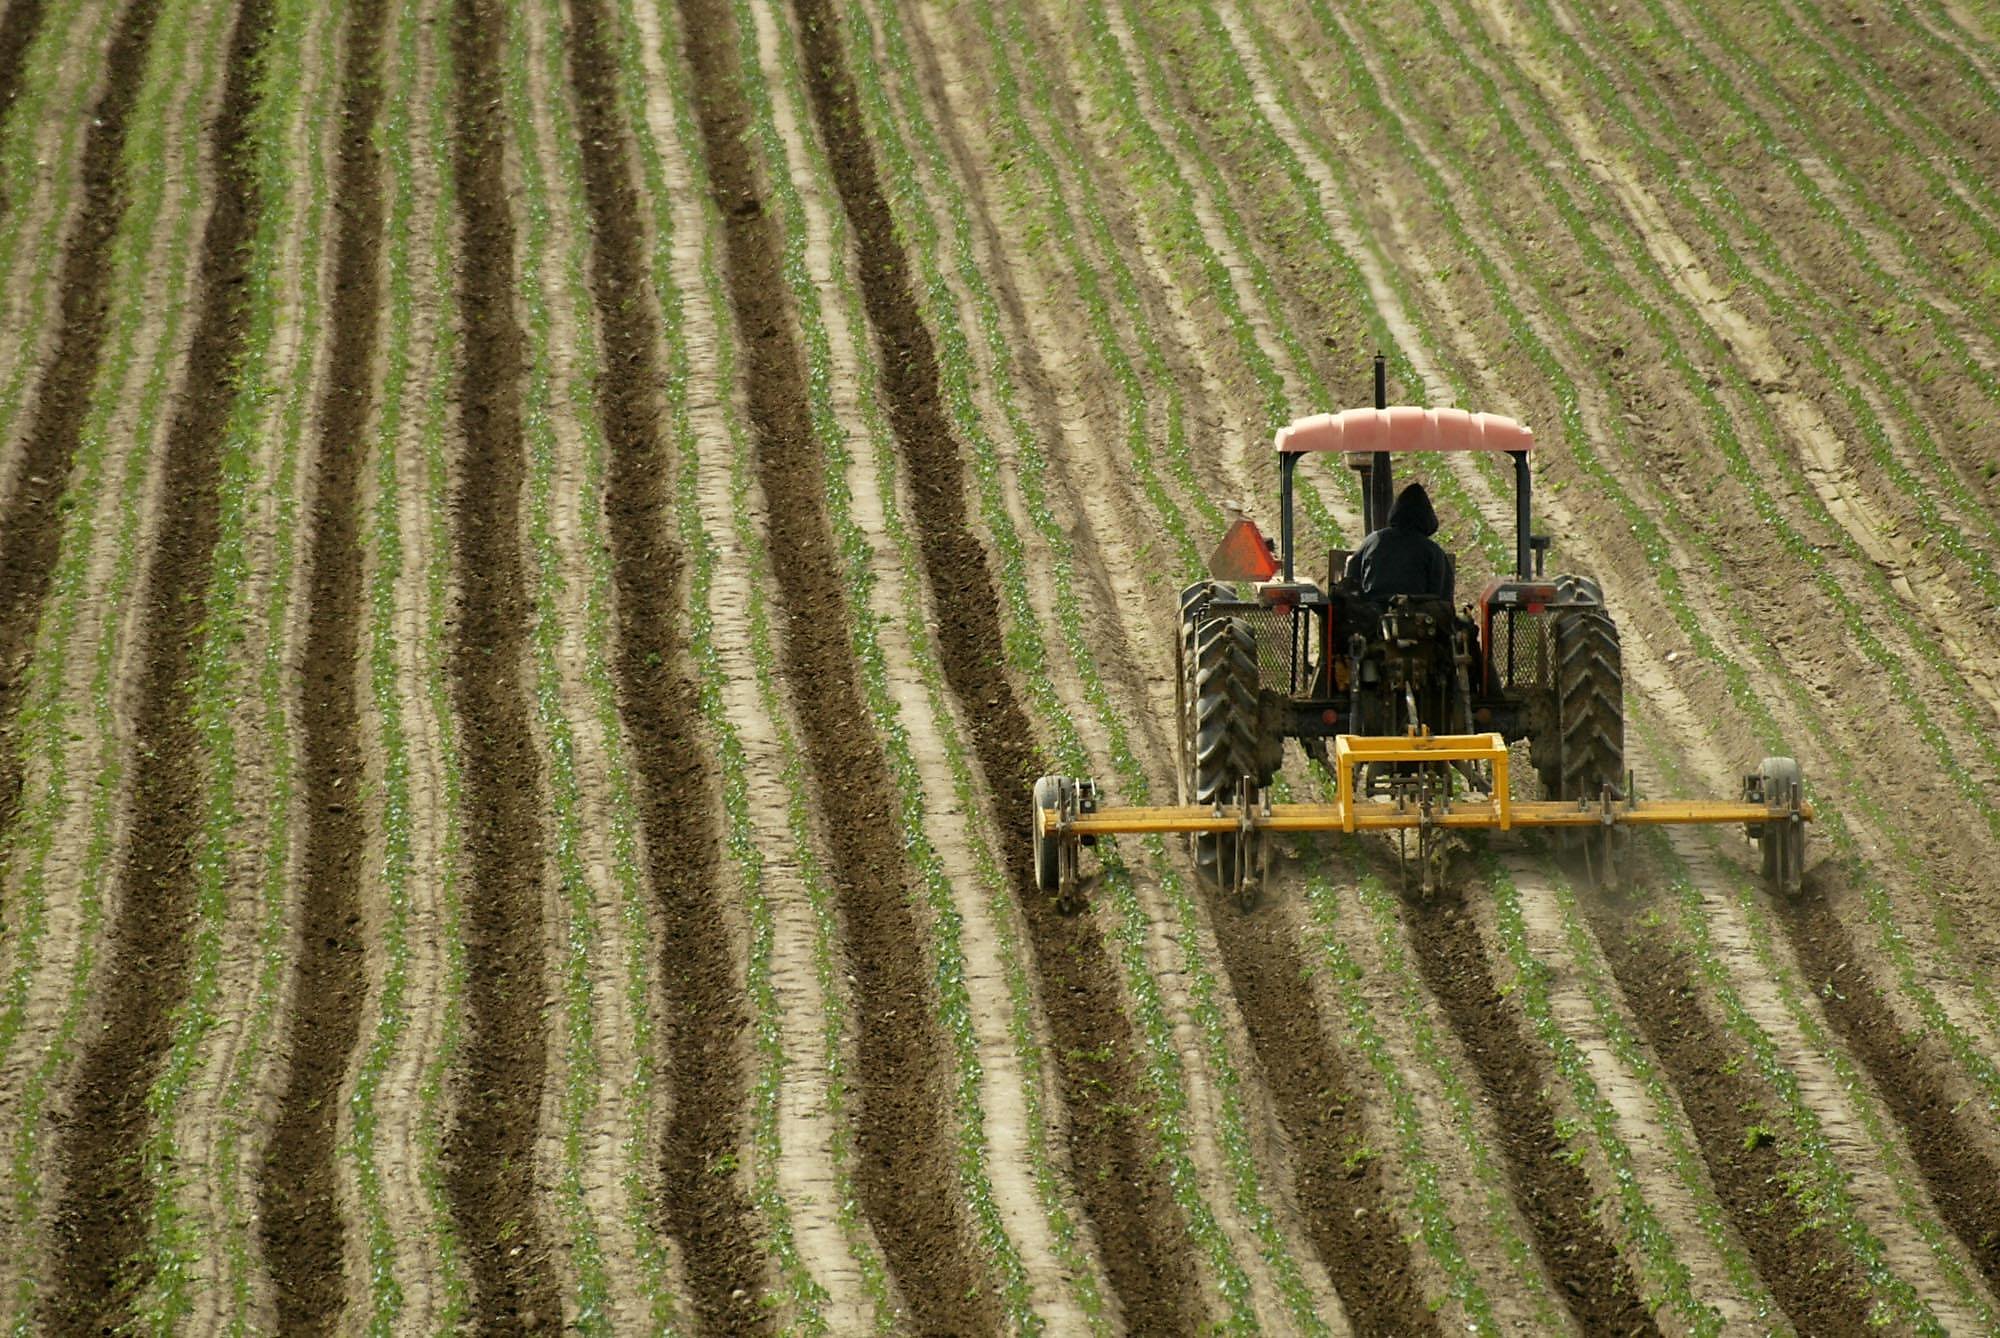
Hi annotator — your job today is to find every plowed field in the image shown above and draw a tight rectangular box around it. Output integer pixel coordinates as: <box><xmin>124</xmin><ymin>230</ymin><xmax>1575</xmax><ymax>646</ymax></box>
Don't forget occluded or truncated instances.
<box><xmin>1</xmin><ymin>0</ymin><xmax>1997</xmax><ymax>1331</ymax></box>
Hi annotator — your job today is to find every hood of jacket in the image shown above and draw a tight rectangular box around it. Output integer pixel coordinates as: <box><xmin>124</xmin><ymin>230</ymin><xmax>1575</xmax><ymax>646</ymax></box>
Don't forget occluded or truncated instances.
<box><xmin>1386</xmin><ymin>482</ymin><xmax>1439</xmax><ymax>536</ymax></box>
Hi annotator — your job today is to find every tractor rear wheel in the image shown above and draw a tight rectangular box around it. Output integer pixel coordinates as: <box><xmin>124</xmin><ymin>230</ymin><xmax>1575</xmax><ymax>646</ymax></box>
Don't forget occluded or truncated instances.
<box><xmin>1185</xmin><ymin>614</ymin><xmax>1264</xmax><ymax>886</ymax></box>
<box><xmin>1541</xmin><ymin>606</ymin><xmax>1625</xmax><ymax>804</ymax></box>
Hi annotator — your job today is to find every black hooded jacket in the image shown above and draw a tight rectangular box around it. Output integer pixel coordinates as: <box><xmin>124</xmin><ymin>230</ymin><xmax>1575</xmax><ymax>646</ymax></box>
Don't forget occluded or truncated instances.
<box><xmin>1348</xmin><ymin>483</ymin><xmax>1454</xmax><ymax>603</ymax></box>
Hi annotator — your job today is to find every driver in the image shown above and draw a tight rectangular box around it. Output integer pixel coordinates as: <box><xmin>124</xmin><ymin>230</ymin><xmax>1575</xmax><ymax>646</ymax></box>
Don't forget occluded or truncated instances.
<box><xmin>1348</xmin><ymin>482</ymin><xmax>1454</xmax><ymax>603</ymax></box>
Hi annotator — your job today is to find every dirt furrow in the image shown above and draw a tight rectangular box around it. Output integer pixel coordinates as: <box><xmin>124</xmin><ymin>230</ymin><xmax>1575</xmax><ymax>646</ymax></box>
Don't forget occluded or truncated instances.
<box><xmin>1202</xmin><ymin>901</ymin><xmax>1441</xmax><ymax>1333</ymax></box>
<box><xmin>0</xmin><ymin>0</ymin><xmax>162</xmax><ymax>863</ymax></box>
<box><xmin>1589</xmin><ymin>898</ymin><xmax>1874</xmax><ymax>1335</ymax></box>
<box><xmin>1780</xmin><ymin>890</ymin><xmax>2000</xmax><ymax>1292</ymax></box>
<box><xmin>440</xmin><ymin>0</ymin><xmax>561</xmax><ymax>1326</ymax></box>
<box><xmin>563</xmin><ymin>0</ymin><xmax>764</xmax><ymax>1327</ymax></box>
<box><xmin>255</xmin><ymin>0</ymin><xmax>384</xmax><ymax>1325</ymax></box>
<box><xmin>41</xmin><ymin>0</ymin><xmax>273</xmax><ymax>1323</ymax></box>
<box><xmin>1400</xmin><ymin>889</ymin><xmax>1658</xmax><ymax>1335</ymax></box>
<box><xmin>676</xmin><ymin>0</ymin><xmax>999</xmax><ymax>1329</ymax></box>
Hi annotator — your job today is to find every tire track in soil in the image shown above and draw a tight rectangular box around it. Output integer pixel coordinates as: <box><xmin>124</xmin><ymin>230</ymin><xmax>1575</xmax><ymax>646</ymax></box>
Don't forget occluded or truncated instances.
<box><xmin>1401</xmin><ymin>890</ymin><xmax>1658</xmax><ymax>1335</ymax></box>
<box><xmin>41</xmin><ymin>0</ymin><xmax>271</xmax><ymax>1324</ymax></box>
<box><xmin>675</xmin><ymin>2</ymin><xmax>1000</xmax><ymax>1330</ymax></box>
<box><xmin>1208</xmin><ymin>904</ymin><xmax>1439</xmax><ymax>1333</ymax></box>
<box><xmin>1782</xmin><ymin>880</ymin><xmax>2000</xmax><ymax>1292</ymax></box>
<box><xmin>256</xmin><ymin>0</ymin><xmax>384</xmax><ymax>1325</ymax></box>
<box><xmin>1591</xmin><ymin>899</ymin><xmax>1875</xmax><ymax>1336</ymax></box>
<box><xmin>441</xmin><ymin>0</ymin><xmax>562</xmax><ymax>1328</ymax></box>
<box><xmin>564</xmin><ymin>0</ymin><xmax>765</xmax><ymax>1329</ymax></box>
<box><xmin>782</xmin><ymin>0</ymin><xmax>1205</xmax><ymax>1328</ymax></box>
<box><xmin>0</xmin><ymin>0</ymin><xmax>160</xmax><ymax>867</ymax></box>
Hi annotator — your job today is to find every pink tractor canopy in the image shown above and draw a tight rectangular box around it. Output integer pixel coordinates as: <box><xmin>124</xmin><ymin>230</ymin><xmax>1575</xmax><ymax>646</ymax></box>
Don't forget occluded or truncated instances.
<box><xmin>1269</xmin><ymin>405</ymin><xmax>1540</xmax><ymax>583</ymax></box>
<box><xmin>1274</xmin><ymin>405</ymin><xmax>1535</xmax><ymax>456</ymax></box>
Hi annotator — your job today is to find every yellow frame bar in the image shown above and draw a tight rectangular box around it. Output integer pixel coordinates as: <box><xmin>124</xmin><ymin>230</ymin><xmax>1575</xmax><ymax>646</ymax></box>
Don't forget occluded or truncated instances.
<box><xmin>1040</xmin><ymin>797</ymin><xmax>1809</xmax><ymax>836</ymax></box>
<box><xmin>1333</xmin><ymin>732</ymin><xmax>1510</xmax><ymax>832</ymax></box>
<box><xmin>1035</xmin><ymin>733</ymin><xmax>1813</xmax><ymax>839</ymax></box>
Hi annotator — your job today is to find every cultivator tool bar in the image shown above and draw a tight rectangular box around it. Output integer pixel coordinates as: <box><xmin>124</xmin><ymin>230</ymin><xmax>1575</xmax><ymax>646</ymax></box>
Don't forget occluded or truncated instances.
<box><xmin>1032</xmin><ymin>736</ymin><xmax>1813</xmax><ymax>905</ymax></box>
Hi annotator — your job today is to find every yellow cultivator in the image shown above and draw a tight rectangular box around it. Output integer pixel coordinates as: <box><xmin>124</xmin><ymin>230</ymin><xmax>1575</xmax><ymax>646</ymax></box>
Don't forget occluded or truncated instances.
<box><xmin>1032</xmin><ymin>738</ymin><xmax>1812</xmax><ymax>908</ymax></box>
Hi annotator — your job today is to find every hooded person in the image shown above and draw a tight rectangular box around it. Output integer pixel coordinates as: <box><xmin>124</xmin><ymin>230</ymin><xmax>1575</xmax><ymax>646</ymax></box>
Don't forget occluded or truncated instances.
<box><xmin>1347</xmin><ymin>482</ymin><xmax>1454</xmax><ymax>603</ymax></box>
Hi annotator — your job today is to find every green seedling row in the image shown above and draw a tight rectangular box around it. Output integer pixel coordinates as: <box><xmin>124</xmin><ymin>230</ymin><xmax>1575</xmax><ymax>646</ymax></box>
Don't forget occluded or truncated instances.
<box><xmin>740</xmin><ymin>0</ymin><xmax>1070</xmax><ymax>1323</ymax></box>
<box><xmin>0</xmin><ymin>0</ymin><xmax>216</xmax><ymax>1325</ymax></box>
<box><xmin>694</xmin><ymin>0</ymin><xmax>902</xmax><ymax>1324</ymax></box>
<box><xmin>1479</xmin><ymin>850</ymin><xmax>1736</xmax><ymax>1334</ymax></box>
<box><xmin>1883</xmin><ymin>1</ymin><xmax>2000</xmax><ymax>130</ymax></box>
<box><xmin>1602</xmin><ymin>0</ymin><xmax>2000</xmax><ymax>430</ymax></box>
<box><xmin>534</xmin><ymin>0</ymin><xmax>696</xmax><ymax>1323</ymax></box>
<box><xmin>211</xmin><ymin>0</ymin><xmax>340</xmax><ymax>1322</ymax></box>
<box><xmin>1301</xmin><ymin>817</ymin><xmax>1529</xmax><ymax>1331</ymax></box>
<box><xmin>1727</xmin><ymin>0</ymin><xmax>2000</xmax><ymax>272</ymax></box>
<box><xmin>132</xmin><ymin>0</ymin><xmax>317</xmax><ymax>1318</ymax></box>
<box><xmin>502</xmin><ymin>0</ymin><xmax>640</xmax><ymax>1322</ymax></box>
<box><xmin>334</xmin><ymin>0</ymin><xmax>449</xmax><ymax>1323</ymax></box>
<box><xmin>1539</xmin><ymin>863</ymin><xmax>1780</xmax><ymax>1327</ymax></box>
<box><xmin>1631</xmin><ymin>708</ymin><xmax>1998</xmax><ymax>1327</ymax></box>
<box><xmin>409</xmin><ymin>0</ymin><xmax>475</xmax><ymax>1319</ymax></box>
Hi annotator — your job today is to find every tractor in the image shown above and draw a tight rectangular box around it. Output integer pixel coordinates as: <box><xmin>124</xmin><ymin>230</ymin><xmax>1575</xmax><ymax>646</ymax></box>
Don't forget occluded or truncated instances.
<box><xmin>1032</xmin><ymin>363</ymin><xmax>1810</xmax><ymax>905</ymax></box>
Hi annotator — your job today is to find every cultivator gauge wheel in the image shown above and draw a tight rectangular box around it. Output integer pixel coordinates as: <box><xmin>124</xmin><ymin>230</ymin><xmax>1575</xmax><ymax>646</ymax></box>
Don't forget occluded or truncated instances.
<box><xmin>1745</xmin><ymin>756</ymin><xmax>1807</xmax><ymax>898</ymax></box>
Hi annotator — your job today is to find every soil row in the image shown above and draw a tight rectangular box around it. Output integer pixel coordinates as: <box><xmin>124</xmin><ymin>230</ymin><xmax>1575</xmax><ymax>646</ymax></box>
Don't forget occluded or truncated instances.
<box><xmin>562</xmin><ymin>0</ymin><xmax>765</xmax><ymax>1328</ymax></box>
<box><xmin>253</xmin><ymin>0</ymin><xmax>384</xmax><ymax>1324</ymax></box>
<box><xmin>675</xmin><ymin>0</ymin><xmax>1000</xmax><ymax>1329</ymax></box>
<box><xmin>43</xmin><ymin>0</ymin><xmax>272</xmax><ymax>1324</ymax></box>
<box><xmin>439</xmin><ymin>0</ymin><xmax>562</xmax><ymax>1326</ymax></box>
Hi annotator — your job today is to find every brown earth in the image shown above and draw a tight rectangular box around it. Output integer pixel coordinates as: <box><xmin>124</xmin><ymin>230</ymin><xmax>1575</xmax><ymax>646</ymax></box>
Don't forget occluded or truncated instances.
<box><xmin>440</xmin><ymin>0</ymin><xmax>561</xmax><ymax>1326</ymax></box>
<box><xmin>43</xmin><ymin>0</ymin><xmax>269</xmax><ymax>1324</ymax></box>
<box><xmin>1784</xmin><ymin>867</ymin><xmax>2000</xmax><ymax>1292</ymax></box>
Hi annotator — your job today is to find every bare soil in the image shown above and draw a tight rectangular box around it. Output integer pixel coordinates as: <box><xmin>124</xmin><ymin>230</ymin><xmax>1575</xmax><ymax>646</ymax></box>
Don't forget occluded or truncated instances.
<box><xmin>440</xmin><ymin>0</ymin><xmax>561</xmax><ymax>1325</ymax></box>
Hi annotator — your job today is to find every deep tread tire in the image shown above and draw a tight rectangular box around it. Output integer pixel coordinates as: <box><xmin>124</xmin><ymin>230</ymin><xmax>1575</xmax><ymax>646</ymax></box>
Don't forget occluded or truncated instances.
<box><xmin>1542</xmin><ymin>607</ymin><xmax>1624</xmax><ymax>803</ymax></box>
<box><xmin>1189</xmin><ymin>616</ymin><xmax>1263</xmax><ymax>884</ymax></box>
